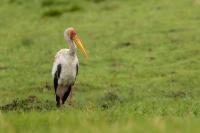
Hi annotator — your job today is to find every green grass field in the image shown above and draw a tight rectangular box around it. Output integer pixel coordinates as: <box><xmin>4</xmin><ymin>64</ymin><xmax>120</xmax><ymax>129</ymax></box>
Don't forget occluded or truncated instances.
<box><xmin>0</xmin><ymin>0</ymin><xmax>200</xmax><ymax>132</ymax></box>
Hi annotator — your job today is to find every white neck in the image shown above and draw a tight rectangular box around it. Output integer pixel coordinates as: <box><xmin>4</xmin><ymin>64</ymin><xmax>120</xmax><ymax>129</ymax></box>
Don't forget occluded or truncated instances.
<box><xmin>65</xmin><ymin>34</ymin><xmax>77</xmax><ymax>56</ymax></box>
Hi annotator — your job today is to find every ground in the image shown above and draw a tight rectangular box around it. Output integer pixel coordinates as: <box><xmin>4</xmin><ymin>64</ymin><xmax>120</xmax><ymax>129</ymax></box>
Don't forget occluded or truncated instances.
<box><xmin>0</xmin><ymin>0</ymin><xmax>200</xmax><ymax>132</ymax></box>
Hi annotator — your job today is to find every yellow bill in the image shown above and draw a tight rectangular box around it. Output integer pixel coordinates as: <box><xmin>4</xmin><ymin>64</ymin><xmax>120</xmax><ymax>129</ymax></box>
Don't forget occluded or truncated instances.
<box><xmin>73</xmin><ymin>35</ymin><xmax>88</xmax><ymax>58</ymax></box>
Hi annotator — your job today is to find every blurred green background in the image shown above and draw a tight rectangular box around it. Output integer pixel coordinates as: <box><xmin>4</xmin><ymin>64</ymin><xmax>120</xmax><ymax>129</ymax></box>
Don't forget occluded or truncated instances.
<box><xmin>0</xmin><ymin>0</ymin><xmax>200</xmax><ymax>132</ymax></box>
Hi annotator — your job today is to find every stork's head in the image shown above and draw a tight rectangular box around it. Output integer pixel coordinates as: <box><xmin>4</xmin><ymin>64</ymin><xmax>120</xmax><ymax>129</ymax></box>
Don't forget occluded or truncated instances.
<box><xmin>64</xmin><ymin>27</ymin><xmax>88</xmax><ymax>58</ymax></box>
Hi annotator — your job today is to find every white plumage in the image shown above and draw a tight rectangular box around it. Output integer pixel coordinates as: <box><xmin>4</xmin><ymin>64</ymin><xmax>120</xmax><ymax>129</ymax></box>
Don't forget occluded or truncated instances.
<box><xmin>52</xmin><ymin>49</ymin><xmax>78</xmax><ymax>86</ymax></box>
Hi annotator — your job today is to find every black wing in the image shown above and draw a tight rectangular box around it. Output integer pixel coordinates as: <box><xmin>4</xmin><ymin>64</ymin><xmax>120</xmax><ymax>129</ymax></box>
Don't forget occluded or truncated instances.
<box><xmin>54</xmin><ymin>64</ymin><xmax>62</xmax><ymax>93</ymax></box>
<box><xmin>76</xmin><ymin>63</ymin><xmax>79</xmax><ymax>76</ymax></box>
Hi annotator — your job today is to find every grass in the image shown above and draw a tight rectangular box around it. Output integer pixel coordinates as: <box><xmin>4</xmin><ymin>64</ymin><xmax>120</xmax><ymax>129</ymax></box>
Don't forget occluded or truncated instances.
<box><xmin>0</xmin><ymin>0</ymin><xmax>200</xmax><ymax>132</ymax></box>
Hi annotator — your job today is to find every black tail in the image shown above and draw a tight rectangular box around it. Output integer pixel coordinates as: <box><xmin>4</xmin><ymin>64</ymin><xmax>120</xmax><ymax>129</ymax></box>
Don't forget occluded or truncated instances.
<box><xmin>54</xmin><ymin>64</ymin><xmax>61</xmax><ymax>93</ymax></box>
<box><xmin>62</xmin><ymin>85</ymin><xmax>72</xmax><ymax>104</ymax></box>
<box><xmin>54</xmin><ymin>64</ymin><xmax>62</xmax><ymax>107</ymax></box>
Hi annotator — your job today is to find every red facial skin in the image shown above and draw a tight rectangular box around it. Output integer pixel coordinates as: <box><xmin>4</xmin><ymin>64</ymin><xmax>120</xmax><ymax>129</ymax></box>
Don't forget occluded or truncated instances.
<box><xmin>69</xmin><ymin>30</ymin><xmax>77</xmax><ymax>40</ymax></box>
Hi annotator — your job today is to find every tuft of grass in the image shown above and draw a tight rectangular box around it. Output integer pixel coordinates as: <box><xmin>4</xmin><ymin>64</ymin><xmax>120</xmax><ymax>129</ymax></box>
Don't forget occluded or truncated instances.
<box><xmin>42</xmin><ymin>9</ymin><xmax>63</xmax><ymax>17</ymax></box>
<box><xmin>41</xmin><ymin>0</ymin><xmax>54</xmax><ymax>7</ymax></box>
<box><xmin>41</xmin><ymin>5</ymin><xmax>83</xmax><ymax>18</ymax></box>
<box><xmin>115</xmin><ymin>42</ymin><xmax>132</xmax><ymax>49</ymax></box>
<box><xmin>88</xmin><ymin>0</ymin><xmax>106</xmax><ymax>3</ymax></box>
<box><xmin>163</xmin><ymin>90</ymin><xmax>188</xmax><ymax>99</ymax></box>
<box><xmin>8</xmin><ymin>0</ymin><xmax>16</xmax><ymax>3</ymax></box>
<box><xmin>21</xmin><ymin>37</ymin><xmax>33</xmax><ymax>47</ymax></box>
<box><xmin>0</xmin><ymin>96</ymin><xmax>55</xmax><ymax>112</ymax></box>
<box><xmin>8</xmin><ymin>0</ymin><xmax>23</xmax><ymax>5</ymax></box>
<box><xmin>68</xmin><ymin>5</ymin><xmax>83</xmax><ymax>12</ymax></box>
<box><xmin>41</xmin><ymin>0</ymin><xmax>70</xmax><ymax>7</ymax></box>
<box><xmin>100</xmin><ymin>90</ymin><xmax>125</xmax><ymax>110</ymax></box>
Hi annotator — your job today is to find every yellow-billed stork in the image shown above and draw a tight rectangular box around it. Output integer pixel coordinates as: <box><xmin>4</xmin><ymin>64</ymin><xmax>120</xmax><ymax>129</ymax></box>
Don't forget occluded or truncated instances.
<box><xmin>52</xmin><ymin>27</ymin><xmax>88</xmax><ymax>107</ymax></box>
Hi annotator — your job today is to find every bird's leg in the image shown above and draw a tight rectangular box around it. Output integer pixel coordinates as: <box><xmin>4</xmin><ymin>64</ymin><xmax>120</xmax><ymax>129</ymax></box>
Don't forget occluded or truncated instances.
<box><xmin>60</xmin><ymin>84</ymin><xmax>64</xmax><ymax>105</ymax></box>
<box><xmin>56</xmin><ymin>85</ymin><xmax>64</xmax><ymax>107</ymax></box>
<box><xmin>56</xmin><ymin>95</ymin><xmax>60</xmax><ymax>107</ymax></box>
<box><xmin>56</xmin><ymin>85</ymin><xmax>61</xmax><ymax>107</ymax></box>
<box><xmin>62</xmin><ymin>85</ymin><xmax>72</xmax><ymax>105</ymax></box>
<box><xmin>68</xmin><ymin>86</ymin><xmax>74</xmax><ymax>107</ymax></box>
